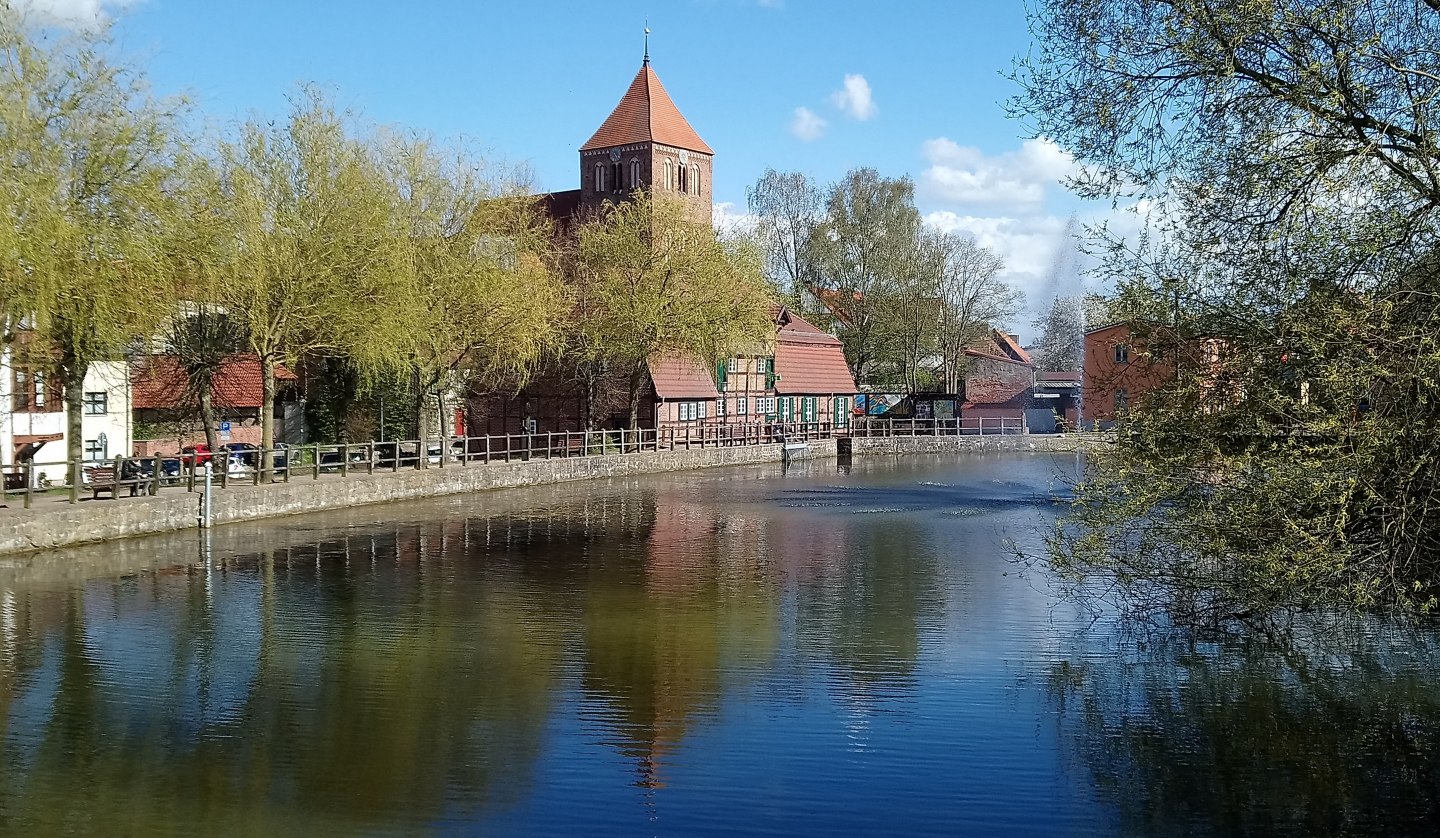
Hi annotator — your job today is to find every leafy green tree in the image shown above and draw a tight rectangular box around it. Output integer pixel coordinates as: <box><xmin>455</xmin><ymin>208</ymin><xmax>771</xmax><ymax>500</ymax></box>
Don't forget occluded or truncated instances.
<box><xmin>191</xmin><ymin>89</ymin><xmax>397</xmax><ymax>473</ymax></box>
<box><xmin>369</xmin><ymin>137</ymin><xmax>566</xmax><ymax>447</ymax></box>
<box><xmin>806</xmin><ymin>168</ymin><xmax>924</xmax><ymax>386</ymax></box>
<box><xmin>573</xmin><ymin>192</ymin><xmax>775</xmax><ymax>429</ymax></box>
<box><xmin>0</xmin><ymin>10</ymin><xmax>180</xmax><ymax>480</ymax></box>
<box><xmin>1016</xmin><ymin>0</ymin><xmax>1440</xmax><ymax>622</ymax></box>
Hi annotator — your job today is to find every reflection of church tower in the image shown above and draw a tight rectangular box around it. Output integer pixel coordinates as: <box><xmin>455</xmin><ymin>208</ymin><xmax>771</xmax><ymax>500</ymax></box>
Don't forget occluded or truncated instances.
<box><xmin>579</xmin><ymin>51</ymin><xmax>714</xmax><ymax>223</ymax></box>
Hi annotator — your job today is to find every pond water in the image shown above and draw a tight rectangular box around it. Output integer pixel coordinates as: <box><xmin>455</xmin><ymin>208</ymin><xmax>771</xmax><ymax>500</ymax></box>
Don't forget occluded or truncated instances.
<box><xmin>1</xmin><ymin>453</ymin><xmax>1437</xmax><ymax>836</ymax></box>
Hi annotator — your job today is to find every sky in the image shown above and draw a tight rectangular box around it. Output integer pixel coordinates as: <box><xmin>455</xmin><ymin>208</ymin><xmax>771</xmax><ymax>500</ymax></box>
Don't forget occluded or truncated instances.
<box><xmin>16</xmin><ymin>0</ymin><xmax>1122</xmax><ymax>339</ymax></box>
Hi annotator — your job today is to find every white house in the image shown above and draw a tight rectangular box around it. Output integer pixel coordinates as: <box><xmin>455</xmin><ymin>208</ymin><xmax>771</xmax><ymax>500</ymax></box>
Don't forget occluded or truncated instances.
<box><xmin>2</xmin><ymin>345</ymin><xmax>132</xmax><ymax>489</ymax></box>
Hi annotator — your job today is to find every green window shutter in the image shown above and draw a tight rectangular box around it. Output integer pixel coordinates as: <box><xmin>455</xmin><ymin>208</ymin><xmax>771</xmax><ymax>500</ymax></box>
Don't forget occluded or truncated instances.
<box><xmin>716</xmin><ymin>361</ymin><xmax>727</xmax><ymax>391</ymax></box>
<box><xmin>765</xmin><ymin>358</ymin><xmax>777</xmax><ymax>390</ymax></box>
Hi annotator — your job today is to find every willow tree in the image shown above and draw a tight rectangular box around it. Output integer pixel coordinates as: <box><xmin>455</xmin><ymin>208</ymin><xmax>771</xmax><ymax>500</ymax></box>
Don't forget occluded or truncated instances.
<box><xmin>1016</xmin><ymin>0</ymin><xmax>1440</xmax><ymax>622</ymax></box>
<box><xmin>574</xmin><ymin>192</ymin><xmax>774</xmax><ymax>430</ymax></box>
<box><xmin>369</xmin><ymin>138</ymin><xmax>565</xmax><ymax>447</ymax></box>
<box><xmin>193</xmin><ymin>90</ymin><xmax>396</xmax><ymax>473</ymax></box>
<box><xmin>0</xmin><ymin>10</ymin><xmax>179</xmax><ymax>480</ymax></box>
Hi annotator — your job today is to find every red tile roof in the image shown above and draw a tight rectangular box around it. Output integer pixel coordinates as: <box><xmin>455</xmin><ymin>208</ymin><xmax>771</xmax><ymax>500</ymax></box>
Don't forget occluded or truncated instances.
<box><xmin>131</xmin><ymin>355</ymin><xmax>296</xmax><ymax>410</ymax></box>
<box><xmin>774</xmin><ymin>312</ymin><xmax>856</xmax><ymax>395</ymax></box>
<box><xmin>769</xmin><ymin>309</ymin><xmax>857</xmax><ymax>395</ymax></box>
<box><xmin>581</xmin><ymin>62</ymin><xmax>714</xmax><ymax>155</ymax></box>
<box><xmin>647</xmin><ymin>354</ymin><xmax>720</xmax><ymax>400</ymax></box>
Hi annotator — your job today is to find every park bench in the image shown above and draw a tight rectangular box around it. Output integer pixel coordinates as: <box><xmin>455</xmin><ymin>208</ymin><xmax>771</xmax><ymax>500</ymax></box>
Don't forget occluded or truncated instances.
<box><xmin>84</xmin><ymin>463</ymin><xmax>150</xmax><ymax>499</ymax></box>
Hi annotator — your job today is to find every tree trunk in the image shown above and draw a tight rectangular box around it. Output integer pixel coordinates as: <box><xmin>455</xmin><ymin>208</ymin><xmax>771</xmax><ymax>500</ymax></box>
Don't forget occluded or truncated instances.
<box><xmin>260</xmin><ymin>356</ymin><xmax>276</xmax><ymax>481</ymax></box>
<box><xmin>63</xmin><ymin>363</ymin><xmax>86</xmax><ymax>488</ymax></box>
<box><xmin>412</xmin><ymin>365</ymin><xmax>427</xmax><ymax>444</ymax></box>
<box><xmin>627</xmin><ymin>362</ymin><xmax>647</xmax><ymax>431</ymax></box>
<box><xmin>199</xmin><ymin>388</ymin><xmax>218</xmax><ymax>454</ymax></box>
<box><xmin>436</xmin><ymin>387</ymin><xmax>448</xmax><ymax>463</ymax></box>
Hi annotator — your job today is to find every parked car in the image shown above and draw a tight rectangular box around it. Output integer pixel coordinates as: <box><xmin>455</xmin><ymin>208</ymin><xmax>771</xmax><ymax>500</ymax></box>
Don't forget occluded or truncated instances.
<box><xmin>137</xmin><ymin>456</ymin><xmax>183</xmax><ymax>484</ymax></box>
<box><xmin>178</xmin><ymin>443</ymin><xmax>212</xmax><ymax>467</ymax></box>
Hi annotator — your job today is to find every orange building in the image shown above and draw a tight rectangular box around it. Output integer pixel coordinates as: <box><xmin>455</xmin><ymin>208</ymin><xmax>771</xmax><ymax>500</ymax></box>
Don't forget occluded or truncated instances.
<box><xmin>1081</xmin><ymin>322</ymin><xmax>1175</xmax><ymax>428</ymax></box>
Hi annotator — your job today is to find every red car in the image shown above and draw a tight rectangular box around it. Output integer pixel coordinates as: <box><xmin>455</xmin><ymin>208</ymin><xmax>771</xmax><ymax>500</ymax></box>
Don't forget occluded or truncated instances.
<box><xmin>178</xmin><ymin>443</ymin><xmax>212</xmax><ymax>467</ymax></box>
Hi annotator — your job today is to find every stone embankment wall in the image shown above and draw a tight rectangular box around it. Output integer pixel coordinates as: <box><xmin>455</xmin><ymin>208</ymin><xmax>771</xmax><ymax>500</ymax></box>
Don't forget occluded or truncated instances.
<box><xmin>1</xmin><ymin>434</ymin><xmax>1108</xmax><ymax>557</ymax></box>
<box><xmin>1</xmin><ymin>441</ymin><xmax>836</xmax><ymax>556</ymax></box>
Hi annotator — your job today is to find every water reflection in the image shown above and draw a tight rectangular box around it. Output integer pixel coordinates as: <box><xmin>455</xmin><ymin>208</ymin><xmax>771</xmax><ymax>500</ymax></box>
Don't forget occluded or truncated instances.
<box><xmin>0</xmin><ymin>464</ymin><xmax>954</xmax><ymax>833</ymax></box>
<box><xmin>4</xmin><ymin>455</ymin><xmax>1432</xmax><ymax>835</ymax></box>
<box><xmin>1050</xmin><ymin>627</ymin><xmax>1440</xmax><ymax>837</ymax></box>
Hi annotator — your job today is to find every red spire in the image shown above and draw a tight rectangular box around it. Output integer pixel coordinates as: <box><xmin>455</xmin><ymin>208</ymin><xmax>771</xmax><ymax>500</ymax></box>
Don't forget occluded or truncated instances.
<box><xmin>580</xmin><ymin>62</ymin><xmax>713</xmax><ymax>155</ymax></box>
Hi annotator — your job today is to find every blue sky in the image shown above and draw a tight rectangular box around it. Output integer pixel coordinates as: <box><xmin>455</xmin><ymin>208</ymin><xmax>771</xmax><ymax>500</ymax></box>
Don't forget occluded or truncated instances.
<box><xmin>21</xmin><ymin>0</ymin><xmax>1115</xmax><ymax>334</ymax></box>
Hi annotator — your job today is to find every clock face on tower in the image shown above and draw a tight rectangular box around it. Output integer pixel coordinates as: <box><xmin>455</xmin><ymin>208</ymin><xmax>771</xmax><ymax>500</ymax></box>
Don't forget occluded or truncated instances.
<box><xmin>609</xmin><ymin>149</ymin><xmax>622</xmax><ymax>162</ymax></box>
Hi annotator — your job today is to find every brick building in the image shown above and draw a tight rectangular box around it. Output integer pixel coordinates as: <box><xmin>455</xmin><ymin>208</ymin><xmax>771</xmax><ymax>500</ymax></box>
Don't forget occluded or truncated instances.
<box><xmin>543</xmin><ymin>53</ymin><xmax>714</xmax><ymax>226</ymax></box>
<box><xmin>1081</xmin><ymin>322</ymin><xmax>1174</xmax><ymax>429</ymax></box>
<box><xmin>961</xmin><ymin>330</ymin><xmax>1035</xmax><ymax>425</ymax></box>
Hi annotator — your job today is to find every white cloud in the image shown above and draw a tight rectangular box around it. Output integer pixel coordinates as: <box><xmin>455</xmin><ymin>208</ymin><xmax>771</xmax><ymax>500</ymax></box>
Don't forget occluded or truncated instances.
<box><xmin>10</xmin><ymin>0</ymin><xmax>136</xmax><ymax>28</ymax></box>
<box><xmin>712</xmin><ymin>202</ymin><xmax>758</xmax><ymax>237</ymax></box>
<box><xmin>920</xmin><ymin>137</ymin><xmax>1077</xmax><ymax>209</ymax></box>
<box><xmin>790</xmin><ymin>106</ymin><xmax>827</xmax><ymax>142</ymax></box>
<box><xmin>829</xmin><ymin>73</ymin><xmax>877</xmax><ymax>121</ymax></box>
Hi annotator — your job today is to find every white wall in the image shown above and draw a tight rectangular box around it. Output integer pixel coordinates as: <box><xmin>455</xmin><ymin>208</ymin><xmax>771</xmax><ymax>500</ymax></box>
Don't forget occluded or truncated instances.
<box><xmin>0</xmin><ymin>355</ymin><xmax>132</xmax><ymax>487</ymax></box>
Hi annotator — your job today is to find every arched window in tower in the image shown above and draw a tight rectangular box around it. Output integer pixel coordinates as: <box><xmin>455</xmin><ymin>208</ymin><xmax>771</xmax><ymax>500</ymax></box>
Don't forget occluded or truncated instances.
<box><xmin>630</xmin><ymin>159</ymin><xmax>641</xmax><ymax>189</ymax></box>
<box><xmin>664</xmin><ymin>159</ymin><xmax>674</xmax><ymax>191</ymax></box>
<box><xmin>691</xmin><ymin>165</ymin><xmax>701</xmax><ymax>194</ymax></box>
<box><xmin>595</xmin><ymin>163</ymin><xmax>605</xmax><ymax>193</ymax></box>
<box><xmin>611</xmin><ymin>162</ymin><xmax>622</xmax><ymax>192</ymax></box>
<box><xmin>678</xmin><ymin>164</ymin><xmax>689</xmax><ymax>194</ymax></box>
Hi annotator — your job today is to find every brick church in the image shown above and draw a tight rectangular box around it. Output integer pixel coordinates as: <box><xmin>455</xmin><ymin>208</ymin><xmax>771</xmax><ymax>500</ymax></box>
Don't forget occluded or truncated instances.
<box><xmin>467</xmin><ymin>55</ymin><xmax>857</xmax><ymax>436</ymax></box>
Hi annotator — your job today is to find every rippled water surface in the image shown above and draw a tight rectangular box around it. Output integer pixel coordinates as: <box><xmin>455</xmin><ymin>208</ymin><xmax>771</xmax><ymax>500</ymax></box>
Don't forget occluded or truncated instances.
<box><xmin>2</xmin><ymin>453</ymin><xmax>1438</xmax><ymax>836</ymax></box>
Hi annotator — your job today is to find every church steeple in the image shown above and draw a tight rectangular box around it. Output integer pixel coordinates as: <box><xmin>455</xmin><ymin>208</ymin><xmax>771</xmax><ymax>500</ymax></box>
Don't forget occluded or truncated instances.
<box><xmin>579</xmin><ymin>57</ymin><xmax>714</xmax><ymax>222</ymax></box>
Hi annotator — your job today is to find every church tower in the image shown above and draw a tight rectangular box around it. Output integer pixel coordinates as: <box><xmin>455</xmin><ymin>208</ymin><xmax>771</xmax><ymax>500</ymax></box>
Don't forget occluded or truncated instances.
<box><xmin>579</xmin><ymin>54</ymin><xmax>714</xmax><ymax>224</ymax></box>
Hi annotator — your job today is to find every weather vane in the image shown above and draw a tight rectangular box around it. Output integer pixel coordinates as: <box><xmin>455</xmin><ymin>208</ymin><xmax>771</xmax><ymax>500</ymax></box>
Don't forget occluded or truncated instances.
<box><xmin>644</xmin><ymin>21</ymin><xmax>651</xmax><ymax>64</ymax></box>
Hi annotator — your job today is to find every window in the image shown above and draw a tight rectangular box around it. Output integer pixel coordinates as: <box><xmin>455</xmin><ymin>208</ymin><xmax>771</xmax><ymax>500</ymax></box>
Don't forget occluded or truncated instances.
<box><xmin>678</xmin><ymin>164</ymin><xmax>689</xmax><ymax>194</ymax></box>
<box><xmin>11</xmin><ymin>369</ymin><xmax>29</xmax><ymax>411</ymax></box>
<box><xmin>83</xmin><ymin>391</ymin><xmax>108</xmax><ymax>415</ymax></box>
<box><xmin>631</xmin><ymin>159</ymin><xmax>641</xmax><ymax>189</ymax></box>
<box><xmin>717</xmin><ymin>398</ymin><xmax>727</xmax><ymax>418</ymax></box>
<box><xmin>677</xmin><ymin>401</ymin><xmax>709</xmax><ymax>422</ymax></box>
<box><xmin>1114</xmin><ymin>343</ymin><xmax>1130</xmax><ymax>364</ymax></box>
<box><xmin>834</xmin><ymin>397</ymin><xmax>850</xmax><ymax>428</ymax></box>
<box><xmin>738</xmin><ymin>397</ymin><xmax>748</xmax><ymax>415</ymax></box>
<box><xmin>665</xmin><ymin>159</ymin><xmax>674</xmax><ymax>191</ymax></box>
<box><xmin>84</xmin><ymin>438</ymin><xmax>106</xmax><ymax>462</ymax></box>
<box><xmin>11</xmin><ymin>369</ymin><xmax>60</xmax><ymax>413</ymax></box>
<box><xmin>691</xmin><ymin>165</ymin><xmax>700</xmax><ymax>194</ymax></box>
<box><xmin>612</xmin><ymin>161</ymin><xmax>623</xmax><ymax>192</ymax></box>
<box><xmin>727</xmin><ymin>357</ymin><xmax>741</xmax><ymax>374</ymax></box>
<box><xmin>595</xmin><ymin>163</ymin><xmax>606</xmax><ymax>193</ymax></box>
<box><xmin>1115</xmin><ymin>388</ymin><xmax>1129</xmax><ymax>412</ymax></box>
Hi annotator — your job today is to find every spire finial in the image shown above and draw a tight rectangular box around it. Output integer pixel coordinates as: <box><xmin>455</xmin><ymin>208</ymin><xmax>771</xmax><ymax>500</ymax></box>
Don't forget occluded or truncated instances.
<box><xmin>643</xmin><ymin>21</ymin><xmax>650</xmax><ymax>64</ymax></box>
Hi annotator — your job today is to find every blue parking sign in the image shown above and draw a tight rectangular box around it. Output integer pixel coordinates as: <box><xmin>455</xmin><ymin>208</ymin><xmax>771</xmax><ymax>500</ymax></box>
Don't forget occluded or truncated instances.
<box><xmin>220</xmin><ymin>421</ymin><xmax>231</xmax><ymax>432</ymax></box>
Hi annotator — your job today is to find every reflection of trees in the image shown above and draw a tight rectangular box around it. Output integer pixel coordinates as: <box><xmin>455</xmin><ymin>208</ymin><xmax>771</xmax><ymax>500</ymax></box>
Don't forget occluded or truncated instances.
<box><xmin>581</xmin><ymin>487</ymin><xmax>780</xmax><ymax>788</ymax></box>
<box><xmin>1051</xmin><ymin>631</ymin><xmax>1440</xmax><ymax>836</ymax></box>
<box><xmin>794</xmin><ymin>521</ymin><xmax>940</xmax><ymax>691</ymax></box>
<box><xmin>0</xmin><ymin>519</ymin><xmax>565</xmax><ymax>834</ymax></box>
